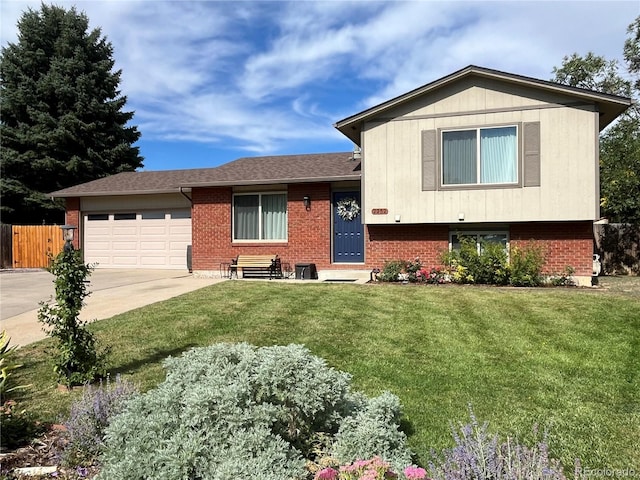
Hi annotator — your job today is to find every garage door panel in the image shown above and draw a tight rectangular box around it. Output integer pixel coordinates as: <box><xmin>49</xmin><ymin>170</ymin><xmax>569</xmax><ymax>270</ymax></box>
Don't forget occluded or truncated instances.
<box><xmin>113</xmin><ymin>241</ymin><xmax>138</xmax><ymax>250</ymax></box>
<box><xmin>83</xmin><ymin>209</ymin><xmax>191</xmax><ymax>270</ymax></box>
<box><xmin>169</xmin><ymin>256</ymin><xmax>187</xmax><ymax>266</ymax></box>
<box><xmin>169</xmin><ymin>225</ymin><xmax>191</xmax><ymax>235</ymax></box>
<box><xmin>87</xmin><ymin>255</ymin><xmax>111</xmax><ymax>265</ymax></box>
<box><xmin>86</xmin><ymin>226</ymin><xmax>111</xmax><ymax>236</ymax></box>
<box><xmin>140</xmin><ymin>241</ymin><xmax>166</xmax><ymax>251</ymax></box>
<box><xmin>141</xmin><ymin>256</ymin><xmax>167</xmax><ymax>266</ymax></box>
<box><xmin>86</xmin><ymin>241</ymin><xmax>110</xmax><ymax>250</ymax></box>
<box><xmin>140</xmin><ymin>226</ymin><xmax>167</xmax><ymax>235</ymax></box>
<box><xmin>170</xmin><ymin>239</ymin><xmax>189</xmax><ymax>247</ymax></box>
<box><xmin>112</xmin><ymin>256</ymin><xmax>138</xmax><ymax>265</ymax></box>
<box><xmin>112</xmin><ymin>226</ymin><xmax>137</xmax><ymax>235</ymax></box>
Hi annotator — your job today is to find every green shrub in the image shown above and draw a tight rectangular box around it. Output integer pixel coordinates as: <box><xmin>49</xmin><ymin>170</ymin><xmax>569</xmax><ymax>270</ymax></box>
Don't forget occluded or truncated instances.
<box><xmin>0</xmin><ymin>330</ymin><xmax>38</xmax><ymax>452</ymax></box>
<box><xmin>441</xmin><ymin>238</ymin><xmax>550</xmax><ymax>287</ymax></box>
<box><xmin>0</xmin><ymin>330</ymin><xmax>30</xmax><ymax>403</ymax></box>
<box><xmin>509</xmin><ymin>241</ymin><xmax>546</xmax><ymax>287</ymax></box>
<box><xmin>379</xmin><ymin>261</ymin><xmax>405</xmax><ymax>282</ymax></box>
<box><xmin>442</xmin><ymin>236</ymin><xmax>509</xmax><ymax>285</ymax></box>
<box><xmin>98</xmin><ymin>343</ymin><xmax>412</xmax><ymax>480</ymax></box>
<box><xmin>38</xmin><ymin>250</ymin><xmax>108</xmax><ymax>387</ymax></box>
<box><xmin>548</xmin><ymin>266</ymin><xmax>576</xmax><ymax>287</ymax></box>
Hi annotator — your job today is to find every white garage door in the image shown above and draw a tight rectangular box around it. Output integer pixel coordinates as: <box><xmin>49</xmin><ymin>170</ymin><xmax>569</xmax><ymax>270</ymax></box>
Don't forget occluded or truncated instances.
<box><xmin>83</xmin><ymin>209</ymin><xmax>192</xmax><ymax>269</ymax></box>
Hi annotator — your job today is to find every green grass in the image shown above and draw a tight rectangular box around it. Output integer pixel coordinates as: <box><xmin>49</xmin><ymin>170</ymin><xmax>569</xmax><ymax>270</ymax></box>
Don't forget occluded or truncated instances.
<box><xmin>9</xmin><ymin>281</ymin><xmax>640</xmax><ymax>470</ymax></box>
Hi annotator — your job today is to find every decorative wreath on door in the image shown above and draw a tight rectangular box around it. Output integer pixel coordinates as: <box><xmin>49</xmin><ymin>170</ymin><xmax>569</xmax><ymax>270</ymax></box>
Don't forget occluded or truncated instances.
<box><xmin>336</xmin><ymin>197</ymin><xmax>361</xmax><ymax>221</ymax></box>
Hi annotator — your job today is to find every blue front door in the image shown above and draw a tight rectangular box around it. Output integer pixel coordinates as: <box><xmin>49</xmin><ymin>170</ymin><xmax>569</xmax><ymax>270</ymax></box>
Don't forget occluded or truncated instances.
<box><xmin>333</xmin><ymin>191</ymin><xmax>364</xmax><ymax>263</ymax></box>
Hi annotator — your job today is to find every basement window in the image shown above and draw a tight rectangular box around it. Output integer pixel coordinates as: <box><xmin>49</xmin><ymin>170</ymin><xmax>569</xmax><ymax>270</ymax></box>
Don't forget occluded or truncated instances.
<box><xmin>450</xmin><ymin>231</ymin><xmax>509</xmax><ymax>254</ymax></box>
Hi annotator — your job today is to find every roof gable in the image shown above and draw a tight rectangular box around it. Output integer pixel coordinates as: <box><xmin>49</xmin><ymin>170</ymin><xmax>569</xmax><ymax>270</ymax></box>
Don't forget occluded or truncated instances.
<box><xmin>335</xmin><ymin>65</ymin><xmax>632</xmax><ymax>144</ymax></box>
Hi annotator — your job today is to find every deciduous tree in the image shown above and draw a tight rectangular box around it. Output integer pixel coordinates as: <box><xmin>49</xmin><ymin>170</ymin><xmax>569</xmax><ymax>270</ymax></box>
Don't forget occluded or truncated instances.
<box><xmin>552</xmin><ymin>15</ymin><xmax>640</xmax><ymax>225</ymax></box>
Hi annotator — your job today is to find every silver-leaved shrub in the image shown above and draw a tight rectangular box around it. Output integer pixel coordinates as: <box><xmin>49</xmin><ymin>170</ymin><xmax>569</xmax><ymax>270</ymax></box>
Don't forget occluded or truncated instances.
<box><xmin>331</xmin><ymin>391</ymin><xmax>413</xmax><ymax>471</ymax></box>
<box><xmin>97</xmin><ymin>343</ymin><xmax>413</xmax><ymax>480</ymax></box>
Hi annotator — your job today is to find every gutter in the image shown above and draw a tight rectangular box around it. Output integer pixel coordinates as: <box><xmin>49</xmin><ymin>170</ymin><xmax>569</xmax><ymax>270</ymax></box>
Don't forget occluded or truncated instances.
<box><xmin>181</xmin><ymin>174</ymin><xmax>362</xmax><ymax>189</ymax></box>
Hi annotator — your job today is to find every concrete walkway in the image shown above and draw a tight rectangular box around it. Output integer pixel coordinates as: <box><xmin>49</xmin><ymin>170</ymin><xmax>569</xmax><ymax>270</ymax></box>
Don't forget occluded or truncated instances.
<box><xmin>1</xmin><ymin>269</ymin><xmax>224</xmax><ymax>348</ymax></box>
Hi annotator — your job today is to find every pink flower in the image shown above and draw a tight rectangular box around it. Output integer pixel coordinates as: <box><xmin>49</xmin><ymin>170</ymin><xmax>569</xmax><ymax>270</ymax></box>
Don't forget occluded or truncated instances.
<box><xmin>403</xmin><ymin>466</ymin><xmax>427</xmax><ymax>479</ymax></box>
<box><xmin>315</xmin><ymin>467</ymin><xmax>338</xmax><ymax>480</ymax></box>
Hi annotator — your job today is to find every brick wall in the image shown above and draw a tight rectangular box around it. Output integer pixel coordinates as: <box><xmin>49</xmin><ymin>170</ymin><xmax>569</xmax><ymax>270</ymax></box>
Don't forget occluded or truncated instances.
<box><xmin>191</xmin><ymin>187</ymin><xmax>232</xmax><ymax>270</ymax></box>
<box><xmin>510</xmin><ymin>221</ymin><xmax>593</xmax><ymax>276</ymax></box>
<box><xmin>65</xmin><ymin>198</ymin><xmax>81</xmax><ymax>249</ymax></box>
<box><xmin>366</xmin><ymin>225</ymin><xmax>449</xmax><ymax>268</ymax></box>
<box><xmin>190</xmin><ymin>186</ymin><xmax>594</xmax><ymax>278</ymax></box>
<box><xmin>191</xmin><ymin>183</ymin><xmax>335</xmax><ymax>272</ymax></box>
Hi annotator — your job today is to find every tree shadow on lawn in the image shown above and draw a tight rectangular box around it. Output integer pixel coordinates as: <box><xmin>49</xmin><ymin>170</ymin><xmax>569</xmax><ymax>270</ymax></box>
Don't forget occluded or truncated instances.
<box><xmin>110</xmin><ymin>344</ymin><xmax>197</xmax><ymax>378</ymax></box>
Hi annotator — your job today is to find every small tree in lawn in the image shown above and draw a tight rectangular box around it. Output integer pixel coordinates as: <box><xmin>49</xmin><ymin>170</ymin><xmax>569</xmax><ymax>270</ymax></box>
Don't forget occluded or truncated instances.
<box><xmin>38</xmin><ymin>248</ymin><xmax>107</xmax><ymax>387</ymax></box>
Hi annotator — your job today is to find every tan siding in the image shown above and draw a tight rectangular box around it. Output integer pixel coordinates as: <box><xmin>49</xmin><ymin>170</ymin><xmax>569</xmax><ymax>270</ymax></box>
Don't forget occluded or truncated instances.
<box><xmin>81</xmin><ymin>193</ymin><xmax>191</xmax><ymax>212</ymax></box>
<box><xmin>363</xmin><ymin>81</ymin><xmax>599</xmax><ymax>225</ymax></box>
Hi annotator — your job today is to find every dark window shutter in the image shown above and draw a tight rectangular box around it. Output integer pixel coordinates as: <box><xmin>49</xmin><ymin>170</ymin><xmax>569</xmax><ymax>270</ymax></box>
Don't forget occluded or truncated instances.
<box><xmin>422</xmin><ymin>129</ymin><xmax>437</xmax><ymax>191</ymax></box>
<box><xmin>523</xmin><ymin>122</ymin><xmax>541</xmax><ymax>187</ymax></box>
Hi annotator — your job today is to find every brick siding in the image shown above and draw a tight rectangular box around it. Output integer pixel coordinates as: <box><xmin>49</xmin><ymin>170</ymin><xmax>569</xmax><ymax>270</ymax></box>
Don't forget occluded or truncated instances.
<box><xmin>65</xmin><ymin>198</ymin><xmax>81</xmax><ymax>249</ymax></box>
<box><xmin>510</xmin><ymin>221</ymin><xmax>594</xmax><ymax>277</ymax></box>
<box><xmin>191</xmin><ymin>185</ymin><xmax>594</xmax><ymax>277</ymax></box>
<box><xmin>191</xmin><ymin>184</ymin><xmax>335</xmax><ymax>272</ymax></box>
<box><xmin>366</xmin><ymin>225</ymin><xmax>450</xmax><ymax>268</ymax></box>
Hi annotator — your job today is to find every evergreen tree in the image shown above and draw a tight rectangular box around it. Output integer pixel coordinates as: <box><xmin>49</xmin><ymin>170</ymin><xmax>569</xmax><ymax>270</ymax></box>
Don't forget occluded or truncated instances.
<box><xmin>1</xmin><ymin>4</ymin><xmax>143</xmax><ymax>225</ymax></box>
<box><xmin>552</xmin><ymin>15</ymin><xmax>640</xmax><ymax>225</ymax></box>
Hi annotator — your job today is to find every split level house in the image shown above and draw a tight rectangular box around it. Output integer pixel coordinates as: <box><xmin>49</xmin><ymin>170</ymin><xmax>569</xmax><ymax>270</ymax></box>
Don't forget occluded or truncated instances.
<box><xmin>52</xmin><ymin>65</ymin><xmax>632</xmax><ymax>286</ymax></box>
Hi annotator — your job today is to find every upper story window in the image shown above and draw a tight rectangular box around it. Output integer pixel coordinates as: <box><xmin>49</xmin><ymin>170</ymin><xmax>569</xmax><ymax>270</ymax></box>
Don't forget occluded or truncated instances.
<box><xmin>233</xmin><ymin>192</ymin><xmax>287</xmax><ymax>242</ymax></box>
<box><xmin>442</xmin><ymin>126</ymin><xmax>517</xmax><ymax>186</ymax></box>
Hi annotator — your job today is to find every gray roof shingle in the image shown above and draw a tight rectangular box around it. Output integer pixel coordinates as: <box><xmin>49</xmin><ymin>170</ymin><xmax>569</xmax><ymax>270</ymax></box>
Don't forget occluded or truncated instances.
<box><xmin>51</xmin><ymin>152</ymin><xmax>361</xmax><ymax>197</ymax></box>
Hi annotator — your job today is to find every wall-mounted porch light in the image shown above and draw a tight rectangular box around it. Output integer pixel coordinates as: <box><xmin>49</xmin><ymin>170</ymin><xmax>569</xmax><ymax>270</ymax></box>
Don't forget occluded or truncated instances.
<box><xmin>303</xmin><ymin>195</ymin><xmax>311</xmax><ymax>211</ymax></box>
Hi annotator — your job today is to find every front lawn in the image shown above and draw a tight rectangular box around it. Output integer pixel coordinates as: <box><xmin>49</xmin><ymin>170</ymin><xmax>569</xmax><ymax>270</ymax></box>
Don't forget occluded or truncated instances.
<box><xmin>9</xmin><ymin>281</ymin><xmax>640</xmax><ymax>470</ymax></box>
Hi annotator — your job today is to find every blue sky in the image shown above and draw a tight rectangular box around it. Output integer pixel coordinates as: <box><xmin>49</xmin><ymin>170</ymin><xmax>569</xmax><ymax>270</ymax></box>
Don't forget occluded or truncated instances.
<box><xmin>1</xmin><ymin>0</ymin><xmax>638</xmax><ymax>171</ymax></box>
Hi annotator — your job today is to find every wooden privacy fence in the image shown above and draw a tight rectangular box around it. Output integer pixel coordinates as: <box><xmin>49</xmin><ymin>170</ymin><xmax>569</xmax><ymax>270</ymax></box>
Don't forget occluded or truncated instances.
<box><xmin>3</xmin><ymin>225</ymin><xmax>65</xmax><ymax>269</ymax></box>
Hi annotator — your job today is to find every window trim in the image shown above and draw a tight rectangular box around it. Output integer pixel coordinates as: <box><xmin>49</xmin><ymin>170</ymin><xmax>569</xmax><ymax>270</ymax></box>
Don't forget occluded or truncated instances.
<box><xmin>438</xmin><ymin>123</ymin><xmax>523</xmax><ymax>190</ymax></box>
<box><xmin>232</xmin><ymin>191</ymin><xmax>288</xmax><ymax>243</ymax></box>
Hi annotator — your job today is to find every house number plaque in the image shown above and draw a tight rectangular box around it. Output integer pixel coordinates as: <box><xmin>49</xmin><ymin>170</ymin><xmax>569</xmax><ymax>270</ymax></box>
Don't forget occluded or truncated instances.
<box><xmin>371</xmin><ymin>208</ymin><xmax>388</xmax><ymax>215</ymax></box>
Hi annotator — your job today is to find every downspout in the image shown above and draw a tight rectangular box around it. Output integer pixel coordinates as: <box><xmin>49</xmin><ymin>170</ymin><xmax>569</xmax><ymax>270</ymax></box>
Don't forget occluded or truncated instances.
<box><xmin>179</xmin><ymin>187</ymin><xmax>192</xmax><ymax>204</ymax></box>
<box><xmin>180</xmin><ymin>187</ymin><xmax>194</xmax><ymax>273</ymax></box>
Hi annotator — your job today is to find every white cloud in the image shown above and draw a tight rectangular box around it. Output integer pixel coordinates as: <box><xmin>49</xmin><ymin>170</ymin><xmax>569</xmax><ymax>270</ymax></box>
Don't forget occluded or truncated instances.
<box><xmin>2</xmin><ymin>0</ymin><xmax>638</xmax><ymax>158</ymax></box>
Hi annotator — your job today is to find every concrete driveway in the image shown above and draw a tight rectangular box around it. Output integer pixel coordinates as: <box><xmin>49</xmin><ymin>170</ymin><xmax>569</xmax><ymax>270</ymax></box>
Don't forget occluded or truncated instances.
<box><xmin>1</xmin><ymin>269</ymin><xmax>224</xmax><ymax>348</ymax></box>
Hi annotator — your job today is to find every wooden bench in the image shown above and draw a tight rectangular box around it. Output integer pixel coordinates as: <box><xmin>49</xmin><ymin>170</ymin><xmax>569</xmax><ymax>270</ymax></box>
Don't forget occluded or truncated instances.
<box><xmin>234</xmin><ymin>254</ymin><xmax>282</xmax><ymax>279</ymax></box>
